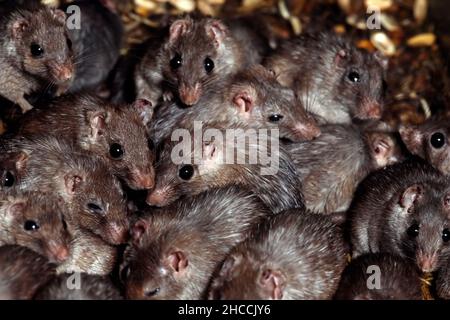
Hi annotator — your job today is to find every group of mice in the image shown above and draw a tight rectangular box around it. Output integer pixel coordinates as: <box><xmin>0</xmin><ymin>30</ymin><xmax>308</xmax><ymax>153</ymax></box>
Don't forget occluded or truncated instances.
<box><xmin>0</xmin><ymin>0</ymin><xmax>449</xmax><ymax>300</ymax></box>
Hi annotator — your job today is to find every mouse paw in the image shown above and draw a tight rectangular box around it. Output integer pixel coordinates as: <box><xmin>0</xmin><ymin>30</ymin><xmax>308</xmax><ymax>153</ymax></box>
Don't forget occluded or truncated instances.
<box><xmin>163</xmin><ymin>90</ymin><xmax>174</xmax><ymax>102</ymax></box>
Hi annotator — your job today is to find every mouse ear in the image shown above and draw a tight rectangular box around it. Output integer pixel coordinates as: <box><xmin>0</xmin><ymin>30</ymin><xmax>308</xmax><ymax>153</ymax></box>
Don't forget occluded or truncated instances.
<box><xmin>399</xmin><ymin>184</ymin><xmax>423</xmax><ymax>213</ymax></box>
<box><xmin>166</xmin><ymin>250</ymin><xmax>188</xmax><ymax>274</ymax></box>
<box><xmin>218</xmin><ymin>253</ymin><xmax>242</xmax><ymax>280</ymax></box>
<box><xmin>334</xmin><ymin>49</ymin><xmax>347</xmax><ymax>66</ymax></box>
<box><xmin>369</xmin><ymin>133</ymin><xmax>395</xmax><ymax>167</ymax></box>
<box><xmin>169</xmin><ymin>18</ymin><xmax>192</xmax><ymax>44</ymax></box>
<box><xmin>258</xmin><ymin>268</ymin><xmax>285</xmax><ymax>300</ymax></box>
<box><xmin>5</xmin><ymin>200</ymin><xmax>25</xmax><ymax>219</ymax></box>
<box><xmin>88</xmin><ymin>111</ymin><xmax>108</xmax><ymax>140</ymax></box>
<box><xmin>444</xmin><ymin>194</ymin><xmax>450</xmax><ymax>211</ymax></box>
<box><xmin>399</xmin><ymin>125</ymin><xmax>424</xmax><ymax>156</ymax></box>
<box><xmin>64</xmin><ymin>174</ymin><xmax>83</xmax><ymax>196</ymax></box>
<box><xmin>51</xmin><ymin>8</ymin><xmax>67</xmax><ymax>26</ymax></box>
<box><xmin>131</xmin><ymin>219</ymin><xmax>148</xmax><ymax>246</ymax></box>
<box><xmin>10</xmin><ymin>18</ymin><xmax>29</xmax><ymax>39</ymax></box>
<box><xmin>13</xmin><ymin>152</ymin><xmax>28</xmax><ymax>172</ymax></box>
<box><xmin>132</xmin><ymin>99</ymin><xmax>153</xmax><ymax>126</ymax></box>
<box><xmin>374</xmin><ymin>51</ymin><xmax>389</xmax><ymax>70</ymax></box>
<box><xmin>232</xmin><ymin>90</ymin><xmax>255</xmax><ymax>117</ymax></box>
<box><xmin>206</xmin><ymin>20</ymin><xmax>229</xmax><ymax>47</ymax></box>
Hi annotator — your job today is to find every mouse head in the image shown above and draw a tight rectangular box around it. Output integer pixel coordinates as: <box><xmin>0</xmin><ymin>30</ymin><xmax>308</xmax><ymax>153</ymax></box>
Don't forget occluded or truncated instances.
<box><xmin>61</xmin><ymin>160</ymin><xmax>129</xmax><ymax>246</ymax></box>
<box><xmin>0</xmin><ymin>151</ymin><xmax>28</xmax><ymax>192</ymax></box>
<box><xmin>365</xmin><ymin>131</ymin><xmax>403</xmax><ymax>169</ymax></box>
<box><xmin>162</xmin><ymin>17</ymin><xmax>239</xmax><ymax>106</ymax></box>
<box><xmin>333</xmin><ymin>44</ymin><xmax>387</xmax><ymax>121</ymax></box>
<box><xmin>82</xmin><ymin>97</ymin><xmax>155</xmax><ymax>190</ymax></box>
<box><xmin>7</xmin><ymin>6</ymin><xmax>74</xmax><ymax>86</ymax></box>
<box><xmin>229</xmin><ymin>65</ymin><xmax>321</xmax><ymax>142</ymax></box>
<box><xmin>147</xmin><ymin>126</ymin><xmax>244</xmax><ymax>207</ymax></box>
<box><xmin>0</xmin><ymin>194</ymin><xmax>71</xmax><ymax>264</ymax></box>
<box><xmin>122</xmin><ymin>219</ymin><xmax>190</xmax><ymax>300</ymax></box>
<box><xmin>390</xmin><ymin>182</ymin><xmax>450</xmax><ymax>272</ymax></box>
<box><xmin>209</xmin><ymin>250</ymin><xmax>286</xmax><ymax>300</ymax></box>
<box><xmin>400</xmin><ymin>119</ymin><xmax>450</xmax><ymax>174</ymax></box>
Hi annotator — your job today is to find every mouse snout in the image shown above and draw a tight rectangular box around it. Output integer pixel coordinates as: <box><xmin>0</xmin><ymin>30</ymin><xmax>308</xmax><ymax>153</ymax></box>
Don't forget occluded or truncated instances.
<box><xmin>49</xmin><ymin>61</ymin><xmax>74</xmax><ymax>84</ymax></box>
<box><xmin>129</xmin><ymin>167</ymin><xmax>155</xmax><ymax>190</ymax></box>
<box><xmin>146</xmin><ymin>188</ymin><xmax>172</xmax><ymax>207</ymax></box>
<box><xmin>179</xmin><ymin>82</ymin><xmax>202</xmax><ymax>106</ymax></box>
<box><xmin>417</xmin><ymin>251</ymin><xmax>439</xmax><ymax>273</ymax></box>
<box><xmin>107</xmin><ymin>221</ymin><xmax>129</xmax><ymax>245</ymax></box>
<box><xmin>46</xmin><ymin>240</ymin><xmax>70</xmax><ymax>263</ymax></box>
<box><xmin>291</xmin><ymin>121</ymin><xmax>321</xmax><ymax>141</ymax></box>
<box><xmin>359</xmin><ymin>101</ymin><xmax>383</xmax><ymax>120</ymax></box>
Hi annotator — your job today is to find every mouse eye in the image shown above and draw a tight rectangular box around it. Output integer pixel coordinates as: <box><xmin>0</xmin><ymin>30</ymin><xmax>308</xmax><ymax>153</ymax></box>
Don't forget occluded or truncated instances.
<box><xmin>87</xmin><ymin>203</ymin><xmax>104</xmax><ymax>215</ymax></box>
<box><xmin>407</xmin><ymin>223</ymin><xmax>420</xmax><ymax>238</ymax></box>
<box><xmin>348</xmin><ymin>71</ymin><xmax>361</xmax><ymax>83</ymax></box>
<box><xmin>179</xmin><ymin>165</ymin><xmax>194</xmax><ymax>181</ymax></box>
<box><xmin>24</xmin><ymin>220</ymin><xmax>40</xmax><ymax>231</ymax></box>
<box><xmin>443</xmin><ymin>229</ymin><xmax>450</xmax><ymax>242</ymax></box>
<box><xmin>110</xmin><ymin>143</ymin><xmax>124</xmax><ymax>159</ymax></box>
<box><xmin>170</xmin><ymin>54</ymin><xmax>182</xmax><ymax>70</ymax></box>
<box><xmin>430</xmin><ymin>132</ymin><xmax>446</xmax><ymax>149</ymax></box>
<box><xmin>268</xmin><ymin>114</ymin><xmax>284</xmax><ymax>122</ymax></box>
<box><xmin>204</xmin><ymin>57</ymin><xmax>214</xmax><ymax>73</ymax></box>
<box><xmin>30</xmin><ymin>43</ymin><xmax>44</xmax><ymax>57</ymax></box>
<box><xmin>2</xmin><ymin>171</ymin><xmax>15</xmax><ymax>187</ymax></box>
<box><xmin>145</xmin><ymin>287</ymin><xmax>160</xmax><ymax>297</ymax></box>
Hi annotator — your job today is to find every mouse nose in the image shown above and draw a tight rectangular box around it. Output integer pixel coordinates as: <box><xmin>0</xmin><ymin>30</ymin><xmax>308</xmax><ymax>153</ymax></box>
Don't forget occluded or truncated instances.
<box><xmin>108</xmin><ymin>222</ymin><xmax>129</xmax><ymax>245</ymax></box>
<box><xmin>179</xmin><ymin>82</ymin><xmax>202</xmax><ymax>106</ymax></box>
<box><xmin>360</xmin><ymin>101</ymin><xmax>383</xmax><ymax>120</ymax></box>
<box><xmin>50</xmin><ymin>61</ymin><xmax>74</xmax><ymax>84</ymax></box>
<box><xmin>129</xmin><ymin>167</ymin><xmax>155</xmax><ymax>190</ymax></box>
<box><xmin>146</xmin><ymin>189</ymin><xmax>170</xmax><ymax>207</ymax></box>
<box><xmin>418</xmin><ymin>253</ymin><xmax>438</xmax><ymax>273</ymax></box>
<box><xmin>46</xmin><ymin>241</ymin><xmax>70</xmax><ymax>263</ymax></box>
<box><xmin>292</xmin><ymin>122</ymin><xmax>321</xmax><ymax>141</ymax></box>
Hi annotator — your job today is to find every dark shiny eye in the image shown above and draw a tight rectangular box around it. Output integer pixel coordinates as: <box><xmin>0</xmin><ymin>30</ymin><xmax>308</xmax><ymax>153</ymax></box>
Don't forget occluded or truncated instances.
<box><xmin>348</xmin><ymin>71</ymin><xmax>361</xmax><ymax>83</ymax></box>
<box><xmin>87</xmin><ymin>203</ymin><xmax>104</xmax><ymax>215</ymax></box>
<box><xmin>179</xmin><ymin>165</ymin><xmax>194</xmax><ymax>181</ymax></box>
<box><xmin>204</xmin><ymin>57</ymin><xmax>214</xmax><ymax>73</ymax></box>
<box><xmin>24</xmin><ymin>220</ymin><xmax>40</xmax><ymax>231</ymax></box>
<box><xmin>30</xmin><ymin>43</ymin><xmax>44</xmax><ymax>57</ymax></box>
<box><xmin>443</xmin><ymin>229</ymin><xmax>450</xmax><ymax>242</ymax></box>
<box><xmin>145</xmin><ymin>287</ymin><xmax>160</xmax><ymax>297</ymax></box>
<box><xmin>170</xmin><ymin>54</ymin><xmax>182</xmax><ymax>70</ymax></box>
<box><xmin>407</xmin><ymin>223</ymin><xmax>420</xmax><ymax>238</ymax></box>
<box><xmin>110</xmin><ymin>143</ymin><xmax>124</xmax><ymax>159</ymax></box>
<box><xmin>120</xmin><ymin>265</ymin><xmax>131</xmax><ymax>282</ymax></box>
<box><xmin>430</xmin><ymin>132</ymin><xmax>446</xmax><ymax>149</ymax></box>
<box><xmin>3</xmin><ymin>171</ymin><xmax>15</xmax><ymax>187</ymax></box>
<box><xmin>268</xmin><ymin>114</ymin><xmax>284</xmax><ymax>122</ymax></box>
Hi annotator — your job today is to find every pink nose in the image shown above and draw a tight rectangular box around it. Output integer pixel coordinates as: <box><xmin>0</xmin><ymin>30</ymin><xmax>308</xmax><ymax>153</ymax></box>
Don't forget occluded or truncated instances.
<box><xmin>361</xmin><ymin>102</ymin><xmax>382</xmax><ymax>119</ymax></box>
<box><xmin>130</xmin><ymin>169</ymin><xmax>155</xmax><ymax>190</ymax></box>
<box><xmin>418</xmin><ymin>254</ymin><xmax>438</xmax><ymax>273</ymax></box>
<box><xmin>292</xmin><ymin>122</ymin><xmax>321</xmax><ymax>141</ymax></box>
<box><xmin>52</xmin><ymin>63</ymin><xmax>74</xmax><ymax>83</ymax></box>
<box><xmin>108</xmin><ymin>222</ymin><xmax>129</xmax><ymax>245</ymax></box>
<box><xmin>179</xmin><ymin>83</ymin><xmax>202</xmax><ymax>106</ymax></box>
<box><xmin>146</xmin><ymin>190</ymin><xmax>169</xmax><ymax>207</ymax></box>
<box><xmin>47</xmin><ymin>241</ymin><xmax>69</xmax><ymax>263</ymax></box>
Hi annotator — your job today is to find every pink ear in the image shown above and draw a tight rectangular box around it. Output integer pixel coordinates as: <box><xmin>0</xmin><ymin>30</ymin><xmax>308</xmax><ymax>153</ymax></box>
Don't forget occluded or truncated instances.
<box><xmin>444</xmin><ymin>194</ymin><xmax>450</xmax><ymax>210</ymax></box>
<box><xmin>334</xmin><ymin>49</ymin><xmax>347</xmax><ymax>66</ymax></box>
<box><xmin>8</xmin><ymin>202</ymin><xmax>25</xmax><ymax>217</ymax></box>
<box><xmin>64</xmin><ymin>175</ymin><xmax>83</xmax><ymax>195</ymax></box>
<box><xmin>259</xmin><ymin>269</ymin><xmax>285</xmax><ymax>300</ymax></box>
<box><xmin>206</xmin><ymin>20</ymin><xmax>228</xmax><ymax>47</ymax></box>
<box><xmin>89</xmin><ymin>111</ymin><xmax>107</xmax><ymax>139</ymax></box>
<box><xmin>233</xmin><ymin>91</ymin><xmax>254</xmax><ymax>115</ymax></box>
<box><xmin>169</xmin><ymin>19</ymin><xmax>191</xmax><ymax>44</ymax></box>
<box><xmin>14</xmin><ymin>152</ymin><xmax>28</xmax><ymax>172</ymax></box>
<box><xmin>400</xmin><ymin>184</ymin><xmax>422</xmax><ymax>212</ymax></box>
<box><xmin>131</xmin><ymin>219</ymin><xmax>147</xmax><ymax>246</ymax></box>
<box><xmin>132</xmin><ymin>99</ymin><xmax>153</xmax><ymax>126</ymax></box>
<box><xmin>167</xmin><ymin>250</ymin><xmax>188</xmax><ymax>273</ymax></box>
<box><xmin>51</xmin><ymin>8</ymin><xmax>67</xmax><ymax>25</ymax></box>
<box><xmin>11</xmin><ymin>19</ymin><xmax>29</xmax><ymax>38</ymax></box>
<box><xmin>219</xmin><ymin>254</ymin><xmax>242</xmax><ymax>280</ymax></box>
<box><xmin>399</xmin><ymin>126</ymin><xmax>423</xmax><ymax>156</ymax></box>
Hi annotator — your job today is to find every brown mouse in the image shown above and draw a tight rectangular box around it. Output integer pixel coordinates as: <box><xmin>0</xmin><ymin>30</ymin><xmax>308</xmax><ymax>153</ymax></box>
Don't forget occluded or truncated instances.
<box><xmin>149</xmin><ymin>65</ymin><xmax>320</xmax><ymax>145</ymax></box>
<box><xmin>208</xmin><ymin>209</ymin><xmax>347</xmax><ymax>300</ymax></box>
<box><xmin>264</xmin><ymin>32</ymin><xmax>387</xmax><ymax>124</ymax></box>
<box><xmin>35</xmin><ymin>273</ymin><xmax>122</xmax><ymax>300</ymax></box>
<box><xmin>0</xmin><ymin>245</ymin><xmax>56</xmax><ymax>300</ymax></box>
<box><xmin>399</xmin><ymin>116</ymin><xmax>450</xmax><ymax>175</ymax></box>
<box><xmin>18</xmin><ymin>95</ymin><xmax>155</xmax><ymax>190</ymax></box>
<box><xmin>285</xmin><ymin>124</ymin><xmax>403</xmax><ymax>214</ymax></box>
<box><xmin>146</xmin><ymin>123</ymin><xmax>304</xmax><ymax>213</ymax></box>
<box><xmin>0</xmin><ymin>192</ymin><xmax>71</xmax><ymax>263</ymax></box>
<box><xmin>135</xmin><ymin>16</ymin><xmax>257</xmax><ymax>107</ymax></box>
<box><xmin>2</xmin><ymin>135</ymin><xmax>129</xmax><ymax>246</ymax></box>
<box><xmin>122</xmin><ymin>187</ymin><xmax>270</xmax><ymax>300</ymax></box>
<box><xmin>350</xmin><ymin>160</ymin><xmax>450</xmax><ymax>273</ymax></box>
<box><xmin>0</xmin><ymin>1</ymin><xmax>74</xmax><ymax>113</ymax></box>
<box><xmin>334</xmin><ymin>253</ymin><xmax>423</xmax><ymax>300</ymax></box>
